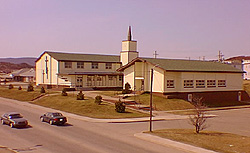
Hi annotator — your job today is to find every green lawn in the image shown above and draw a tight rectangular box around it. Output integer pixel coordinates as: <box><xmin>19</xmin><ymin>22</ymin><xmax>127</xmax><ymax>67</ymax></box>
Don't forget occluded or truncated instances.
<box><xmin>95</xmin><ymin>91</ymin><xmax>122</xmax><ymax>97</ymax></box>
<box><xmin>33</xmin><ymin>93</ymin><xmax>149</xmax><ymax>119</ymax></box>
<box><xmin>0</xmin><ymin>86</ymin><xmax>42</xmax><ymax>101</ymax></box>
<box><xmin>126</xmin><ymin>93</ymin><xmax>195</xmax><ymax>111</ymax></box>
<box><xmin>147</xmin><ymin>129</ymin><xmax>250</xmax><ymax>153</ymax></box>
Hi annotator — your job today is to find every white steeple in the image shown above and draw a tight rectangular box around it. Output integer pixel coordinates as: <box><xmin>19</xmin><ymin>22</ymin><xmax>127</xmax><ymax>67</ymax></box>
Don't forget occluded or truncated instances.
<box><xmin>120</xmin><ymin>26</ymin><xmax>138</xmax><ymax>66</ymax></box>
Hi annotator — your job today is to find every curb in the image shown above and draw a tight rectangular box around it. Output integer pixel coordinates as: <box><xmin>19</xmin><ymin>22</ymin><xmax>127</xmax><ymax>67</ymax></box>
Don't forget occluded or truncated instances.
<box><xmin>134</xmin><ymin>133</ymin><xmax>217</xmax><ymax>153</ymax></box>
<box><xmin>0</xmin><ymin>97</ymin><xmax>215</xmax><ymax>123</ymax></box>
<box><xmin>0</xmin><ymin>146</ymin><xmax>17</xmax><ymax>153</ymax></box>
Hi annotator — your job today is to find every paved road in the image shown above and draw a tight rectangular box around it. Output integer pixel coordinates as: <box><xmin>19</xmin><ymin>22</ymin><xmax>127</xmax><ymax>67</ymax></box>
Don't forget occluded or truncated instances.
<box><xmin>206</xmin><ymin>108</ymin><xmax>250</xmax><ymax>137</ymax></box>
<box><xmin>0</xmin><ymin>97</ymin><xmax>187</xmax><ymax>153</ymax></box>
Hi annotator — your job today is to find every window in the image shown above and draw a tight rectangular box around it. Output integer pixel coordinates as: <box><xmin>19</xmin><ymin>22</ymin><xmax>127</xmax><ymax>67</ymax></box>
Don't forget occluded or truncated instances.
<box><xmin>77</xmin><ymin>62</ymin><xmax>84</xmax><ymax>69</ymax></box>
<box><xmin>106</xmin><ymin>63</ymin><xmax>112</xmax><ymax>69</ymax></box>
<box><xmin>108</xmin><ymin>76</ymin><xmax>113</xmax><ymax>80</ymax></box>
<box><xmin>119</xmin><ymin>75</ymin><xmax>123</xmax><ymax>81</ymax></box>
<box><xmin>166</xmin><ymin>80</ymin><xmax>174</xmax><ymax>88</ymax></box>
<box><xmin>184</xmin><ymin>80</ymin><xmax>193</xmax><ymax>88</ymax></box>
<box><xmin>64</xmin><ymin>62</ymin><xmax>72</xmax><ymax>68</ymax></box>
<box><xmin>218</xmin><ymin>80</ymin><xmax>226</xmax><ymax>87</ymax></box>
<box><xmin>92</xmin><ymin>62</ymin><xmax>98</xmax><ymax>69</ymax></box>
<box><xmin>207</xmin><ymin>80</ymin><xmax>216</xmax><ymax>87</ymax></box>
<box><xmin>97</xmin><ymin>76</ymin><xmax>102</xmax><ymax>81</ymax></box>
<box><xmin>196</xmin><ymin>80</ymin><xmax>205</xmax><ymax>88</ymax></box>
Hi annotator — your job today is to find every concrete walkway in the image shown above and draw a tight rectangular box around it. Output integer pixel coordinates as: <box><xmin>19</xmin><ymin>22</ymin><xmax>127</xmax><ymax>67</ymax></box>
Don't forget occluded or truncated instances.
<box><xmin>134</xmin><ymin>133</ymin><xmax>217</xmax><ymax>153</ymax></box>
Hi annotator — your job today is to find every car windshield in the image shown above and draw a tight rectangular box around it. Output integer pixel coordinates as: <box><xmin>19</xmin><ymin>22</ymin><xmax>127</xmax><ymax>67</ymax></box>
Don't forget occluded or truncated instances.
<box><xmin>52</xmin><ymin>113</ymin><xmax>62</xmax><ymax>117</ymax></box>
<box><xmin>9</xmin><ymin>114</ymin><xmax>22</xmax><ymax>119</ymax></box>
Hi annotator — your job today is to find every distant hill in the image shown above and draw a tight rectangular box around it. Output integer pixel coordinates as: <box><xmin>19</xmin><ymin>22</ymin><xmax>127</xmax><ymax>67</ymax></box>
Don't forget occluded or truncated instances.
<box><xmin>0</xmin><ymin>62</ymin><xmax>34</xmax><ymax>73</ymax></box>
<box><xmin>0</xmin><ymin>57</ymin><xmax>36</xmax><ymax>66</ymax></box>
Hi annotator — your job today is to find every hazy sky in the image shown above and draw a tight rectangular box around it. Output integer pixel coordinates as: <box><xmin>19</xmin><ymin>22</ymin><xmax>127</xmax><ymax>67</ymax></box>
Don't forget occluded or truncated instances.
<box><xmin>1</xmin><ymin>0</ymin><xmax>250</xmax><ymax>60</ymax></box>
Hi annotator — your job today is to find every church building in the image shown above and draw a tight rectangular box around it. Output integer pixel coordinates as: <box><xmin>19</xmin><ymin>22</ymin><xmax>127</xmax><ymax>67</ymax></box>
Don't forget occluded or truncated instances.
<box><xmin>36</xmin><ymin>26</ymin><xmax>249</xmax><ymax>102</ymax></box>
<box><xmin>35</xmin><ymin>26</ymin><xmax>136</xmax><ymax>89</ymax></box>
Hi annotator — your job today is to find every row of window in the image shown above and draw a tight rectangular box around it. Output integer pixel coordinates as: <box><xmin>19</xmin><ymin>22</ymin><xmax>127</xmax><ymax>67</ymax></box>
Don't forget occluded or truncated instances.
<box><xmin>86</xmin><ymin>76</ymin><xmax>123</xmax><ymax>81</ymax></box>
<box><xmin>64</xmin><ymin>62</ymin><xmax>113</xmax><ymax>69</ymax></box>
<box><xmin>166</xmin><ymin>80</ymin><xmax>226</xmax><ymax>88</ymax></box>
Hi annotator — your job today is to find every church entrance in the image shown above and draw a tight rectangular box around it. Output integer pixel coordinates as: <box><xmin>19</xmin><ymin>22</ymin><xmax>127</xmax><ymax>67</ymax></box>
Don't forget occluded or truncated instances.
<box><xmin>135</xmin><ymin>77</ymin><xmax>144</xmax><ymax>91</ymax></box>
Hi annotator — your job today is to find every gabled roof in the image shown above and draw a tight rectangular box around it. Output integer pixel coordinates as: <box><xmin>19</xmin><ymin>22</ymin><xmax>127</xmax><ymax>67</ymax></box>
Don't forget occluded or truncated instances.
<box><xmin>11</xmin><ymin>68</ymin><xmax>35</xmax><ymax>77</ymax></box>
<box><xmin>225</xmin><ymin>56</ymin><xmax>250</xmax><ymax>61</ymax></box>
<box><xmin>36</xmin><ymin>51</ymin><xmax>120</xmax><ymax>63</ymax></box>
<box><xmin>117</xmin><ymin>57</ymin><xmax>244</xmax><ymax>73</ymax></box>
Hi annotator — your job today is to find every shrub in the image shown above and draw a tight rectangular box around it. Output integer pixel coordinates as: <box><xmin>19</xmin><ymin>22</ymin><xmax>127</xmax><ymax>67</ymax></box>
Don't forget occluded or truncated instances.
<box><xmin>18</xmin><ymin>86</ymin><xmax>22</xmax><ymax>90</ymax></box>
<box><xmin>189</xmin><ymin>97</ymin><xmax>208</xmax><ymax>134</ymax></box>
<box><xmin>115</xmin><ymin>100</ymin><xmax>126</xmax><ymax>113</ymax></box>
<box><xmin>95</xmin><ymin>95</ymin><xmax>102</xmax><ymax>105</ymax></box>
<box><xmin>27</xmin><ymin>84</ymin><xmax>34</xmax><ymax>92</ymax></box>
<box><xmin>61</xmin><ymin>88</ymin><xmax>68</xmax><ymax>96</ymax></box>
<box><xmin>77</xmin><ymin>91</ymin><xmax>84</xmax><ymax>100</ymax></box>
<box><xmin>40</xmin><ymin>87</ymin><xmax>45</xmax><ymax>93</ymax></box>
<box><xmin>8</xmin><ymin>84</ymin><xmax>14</xmax><ymax>89</ymax></box>
<box><xmin>122</xmin><ymin>82</ymin><xmax>132</xmax><ymax>94</ymax></box>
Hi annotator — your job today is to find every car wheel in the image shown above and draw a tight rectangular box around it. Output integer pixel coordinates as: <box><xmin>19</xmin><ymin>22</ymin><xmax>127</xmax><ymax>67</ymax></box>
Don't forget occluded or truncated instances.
<box><xmin>10</xmin><ymin>123</ymin><xmax>14</xmax><ymax>128</ymax></box>
<box><xmin>49</xmin><ymin>120</ymin><xmax>53</xmax><ymax>125</ymax></box>
<box><xmin>40</xmin><ymin>117</ymin><xmax>44</xmax><ymax>122</ymax></box>
<box><xmin>1</xmin><ymin>120</ymin><xmax>5</xmax><ymax>125</ymax></box>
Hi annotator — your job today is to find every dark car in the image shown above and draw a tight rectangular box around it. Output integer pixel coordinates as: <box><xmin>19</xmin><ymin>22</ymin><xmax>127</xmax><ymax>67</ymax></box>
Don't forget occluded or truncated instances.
<box><xmin>1</xmin><ymin>112</ymin><xmax>28</xmax><ymax>128</ymax></box>
<box><xmin>40</xmin><ymin>112</ymin><xmax>67</xmax><ymax>125</ymax></box>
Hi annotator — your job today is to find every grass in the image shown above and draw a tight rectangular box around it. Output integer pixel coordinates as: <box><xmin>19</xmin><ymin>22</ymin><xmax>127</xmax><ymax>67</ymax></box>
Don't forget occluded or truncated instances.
<box><xmin>147</xmin><ymin>129</ymin><xmax>250</xmax><ymax>153</ymax></box>
<box><xmin>95</xmin><ymin>91</ymin><xmax>122</xmax><ymax>97</ymax></box>
<box><xmin>126</xmin><ymin>93</ymin><xmax>195</xmax><ymax>111</ymax></box>
<box><xmin>0</xmin><ymin>86</ymin><xmax>42</xmax><ymax>101</ymax></box>
<box><xmin>33</xmin><ymin>93</ymin><xmax>149</xmax><ymax>119</ymax></box>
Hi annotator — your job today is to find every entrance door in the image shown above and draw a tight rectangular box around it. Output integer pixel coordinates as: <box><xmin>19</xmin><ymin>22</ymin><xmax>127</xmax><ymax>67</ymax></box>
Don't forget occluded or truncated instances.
<box><xmin>76</xmin><ymin>76</ymin><xmax>83</xmax><ymax>87</ymax></box>
<box><xmin>87</xmin><ymin>76</ymin><xmax>95</xmax><ymax>87</ymax></box>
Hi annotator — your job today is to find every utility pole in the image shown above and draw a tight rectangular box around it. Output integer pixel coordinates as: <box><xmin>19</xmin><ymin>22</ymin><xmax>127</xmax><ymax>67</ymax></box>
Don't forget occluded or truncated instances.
<box><xmin>149</xmin><ymin>68</ymin><xmax>154</xmax><ymax>132</ymax></box>
<box><xmin>218</xmin><ymin>50</ymin><xmax>224</xmax><ymax>62</ymax></box>
<box><xmin>153</xmin><ymin>51</ymin><xmax>158</xmax><ymax>59</ymax></box>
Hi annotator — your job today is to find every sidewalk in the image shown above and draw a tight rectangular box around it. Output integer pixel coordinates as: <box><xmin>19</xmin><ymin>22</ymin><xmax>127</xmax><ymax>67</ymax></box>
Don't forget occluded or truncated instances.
<box><xmin>0</xmin><ymin>146</ymin><xmax>16</xmax><ymax>153</ymax></box>
<box><xmin>134</xmin><ymin>133</ymin><xmax>217</xmax><ymax>153</ymax></box>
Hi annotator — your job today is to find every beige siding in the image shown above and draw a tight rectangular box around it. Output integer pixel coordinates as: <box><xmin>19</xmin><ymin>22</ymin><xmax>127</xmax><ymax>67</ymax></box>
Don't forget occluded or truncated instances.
<box><xmin>124</xmin><ymin>65</ymin><xmax>135</xmax><ymax>90</ymax></box>
<box><xmin>59</xmin><ymin>62</ymin><xmax>121</xmax><ymax>74</ymax></box>
<box><xmin>162</xmin><ymin>72</ymin><xmax>243</xmax><ymax>93</ymax></box>
<box><xmin>36</xmin><ymin>53</ymin><xmax>59</xmax><ymax>86</ymax></box>
<box><xmin>152</xmin><ymin>67</ymin><xmax>165</xmax><ymax>92</ymax></box>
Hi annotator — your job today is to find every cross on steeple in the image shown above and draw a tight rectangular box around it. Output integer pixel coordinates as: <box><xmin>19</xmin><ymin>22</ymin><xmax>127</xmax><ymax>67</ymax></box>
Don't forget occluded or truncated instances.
<box><xmin>127</xmin><ymin>26</ymin><xmax>132</xmax><ymax>41</ymax></box>
<box><xmin>45</xmin><ymin>56</ymin><xmax>48</xmax><ymax>79</ymax></box>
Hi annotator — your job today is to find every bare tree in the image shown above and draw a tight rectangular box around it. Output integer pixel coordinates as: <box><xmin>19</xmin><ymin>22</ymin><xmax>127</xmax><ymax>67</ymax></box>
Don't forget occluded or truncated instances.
<box><xmin>189</xmin><ymin>97</ymin><xmax>208</xmax><ymax>134</ymax></box>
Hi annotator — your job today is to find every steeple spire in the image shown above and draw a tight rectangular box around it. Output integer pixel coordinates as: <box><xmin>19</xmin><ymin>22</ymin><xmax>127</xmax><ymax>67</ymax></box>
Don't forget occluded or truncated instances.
<box><xmin>127</xmin><ymin>26</ymin><xmax>132</xmax><ymax>41</ymax></box>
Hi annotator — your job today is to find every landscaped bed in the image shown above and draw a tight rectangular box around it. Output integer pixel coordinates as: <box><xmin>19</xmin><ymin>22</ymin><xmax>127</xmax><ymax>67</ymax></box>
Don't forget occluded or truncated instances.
<box><xmin>33</xmin><ymin>93</ymin><xmax>149</xmax><ymax>119</ymax></box>
<box><xmin>147</xmin><ymin>129</ymin><xmax>250</xmax><ymax>153</ymax></box>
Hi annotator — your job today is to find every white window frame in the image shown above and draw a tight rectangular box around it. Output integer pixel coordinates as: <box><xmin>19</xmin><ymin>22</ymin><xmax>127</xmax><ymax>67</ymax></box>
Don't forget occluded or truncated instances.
<box><xmin>64</xmin><ymin>62</ymin><xmax>72</xmax><ymax>68</ymax></box>
<box><xmin>166</xmin><ymin>80</ymin><xmax>175</xmax><ymax>88</ymax></box>
<box><xmin>105</xmin><ymin>63</ymin><xmax>112</xmax><ymax>69</ymax></box>
<box><xmin>218</xmin><ymin>80</ymin><xmax>226</xmax><ymax>87</ymax></box>
<box><xmin>196</xmin><ymin>80</ymin><xmax>205</xmax><ymax>88</ymax></box>
<box><xmin>207</xmin><ymin>80</ymin><xmax>216</xmax><ymax>88</ymax></box>
<box><xmin>184</xmin><ymin>80</ymin><xmax>194</xmax><ymax>88</ymax></box>
<box><xmin>92</xmin><ymin>62</ymin><xmax>98</xmax><ymax>69</ymax></box>
<box><xmin>77</xmin><ymin>62</ymin><xmax>84</xmax><ymax>69</ymax></box>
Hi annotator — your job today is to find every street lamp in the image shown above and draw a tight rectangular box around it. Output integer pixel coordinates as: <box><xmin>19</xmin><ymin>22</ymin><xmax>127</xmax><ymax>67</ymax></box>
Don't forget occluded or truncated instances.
<box><xmin>149</xmin><ymin>64</ymin><xmax>158</xmax><ymax>132</ymax></box>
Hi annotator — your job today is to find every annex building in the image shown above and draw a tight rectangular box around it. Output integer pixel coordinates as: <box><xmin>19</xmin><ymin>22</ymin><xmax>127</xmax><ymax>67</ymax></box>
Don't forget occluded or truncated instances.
<box><xmin>36</xmin><ymin>27</ymin><xmax>249</xmax><ymax>102</ymax></box>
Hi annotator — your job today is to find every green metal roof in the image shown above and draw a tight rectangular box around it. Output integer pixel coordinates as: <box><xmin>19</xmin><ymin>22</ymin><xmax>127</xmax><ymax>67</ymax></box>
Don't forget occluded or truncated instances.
<box><xmin>40</xmin><ymin>51</ymin><xmax>120</xmax><ymax>63</ymax></box>
<box><xmin>142</xmin><ymin>58</ymin><xmax>243</xmax><ymax>73</ymax></box>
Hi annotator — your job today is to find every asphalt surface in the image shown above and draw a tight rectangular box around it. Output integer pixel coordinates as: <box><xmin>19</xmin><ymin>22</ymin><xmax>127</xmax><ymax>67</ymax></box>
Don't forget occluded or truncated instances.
<box><xmin>0</xmin><ymin>97</ymin><xmax>188</xmax><ymax>153</ymax></box>
<box><xmin>1</xmin><ymin>94</ymin><xmax>250</xmax><ymax>153</ymax></box>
